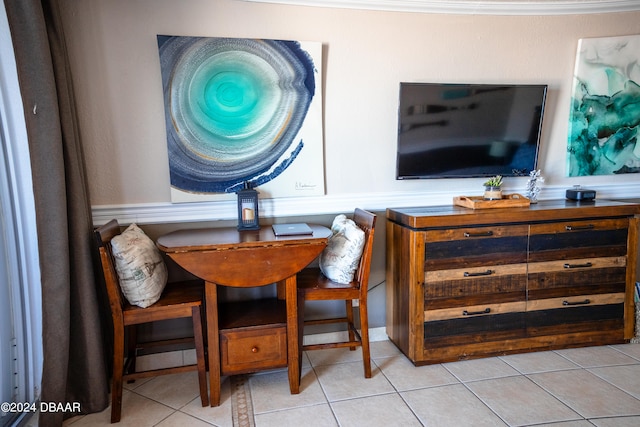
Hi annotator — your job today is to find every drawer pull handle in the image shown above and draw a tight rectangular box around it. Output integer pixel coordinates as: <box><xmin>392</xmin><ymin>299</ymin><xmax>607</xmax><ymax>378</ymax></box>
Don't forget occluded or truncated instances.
<box><xmin>563</xmin><ymin>262</ymin><xmax>593</xmax><ymax>269</ymax></box>
<box><xmin>464</xmin><ymin>270</ymin><xmax>493</xmax><ymax>277</ymax></box>
<box><xmin>251</xmin><ymin>346</ymin><xmax>259</xmax><ymax>353</ymax></box>
<box><xmin>563</xmin><ymin>299</ymin><xmax>591</xmax><ymax>306</ymax></box>
<box><xmin>565</xmin><ymin>224</ymin><xmax>594</xmax><ymax>231</ymax></box>
<box><xmin>463</xmin><ymin>308</ymin><xmax>491</xmax><ymax>316</ymax></box>
<box><xmin>464</xmin><ymin>231</ymin><xmax>494</xmax><ymax>238</ymax></box>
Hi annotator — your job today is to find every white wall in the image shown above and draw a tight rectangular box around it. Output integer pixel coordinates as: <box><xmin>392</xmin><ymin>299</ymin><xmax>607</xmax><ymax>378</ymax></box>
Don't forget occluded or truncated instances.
<box><xmin>59</xmin><ymin>0</ymin><xmax>640</xmax><ymax>218</ymax></box>
<box><xmin>56</xmin><ymin>0</ymin><xmax>640</xmax><ymax>331</ymax></box>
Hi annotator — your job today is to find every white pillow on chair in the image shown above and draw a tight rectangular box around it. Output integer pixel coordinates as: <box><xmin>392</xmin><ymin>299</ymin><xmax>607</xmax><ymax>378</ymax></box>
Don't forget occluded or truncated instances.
<box><xmin>110</xmin><ymin>223</ymin><xmax>168</xmax><ymax>308</ymax></box>
<box><xmin>319</xmin><ymin>214</ymin><xmax>365</xmax><ymax>284</ymax></box>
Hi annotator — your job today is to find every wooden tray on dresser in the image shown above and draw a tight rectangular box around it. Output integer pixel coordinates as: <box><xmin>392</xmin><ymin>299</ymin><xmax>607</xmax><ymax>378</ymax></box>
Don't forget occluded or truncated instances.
<box><xmin>454</xmin><ymin>193</ymin><xmax>530</xmax><ymax>209</ymax></box>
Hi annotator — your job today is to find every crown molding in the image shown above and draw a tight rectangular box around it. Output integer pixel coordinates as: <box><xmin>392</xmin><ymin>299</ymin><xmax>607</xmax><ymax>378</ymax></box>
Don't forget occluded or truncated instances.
<box><xmin>238</xmin><ymin>0</ymin><xmax>640</xmax><ymax>15</ymax></box>
<box><xmin>92</xmin><ymin>182</ymin><xmax>640</xmax><ymax>226</ymax></box>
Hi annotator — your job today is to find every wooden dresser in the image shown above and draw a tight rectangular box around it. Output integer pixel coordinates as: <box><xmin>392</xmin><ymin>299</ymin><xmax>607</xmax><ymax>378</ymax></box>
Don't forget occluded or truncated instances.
<box><xmin>386</xmin><ymin>199</ymin><xmax>640</xmax><ymax>365</ymax></box>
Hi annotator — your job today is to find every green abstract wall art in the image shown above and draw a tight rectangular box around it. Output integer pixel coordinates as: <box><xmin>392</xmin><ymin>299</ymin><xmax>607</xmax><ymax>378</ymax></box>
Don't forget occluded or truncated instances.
<box><xmin>567</xmin><ymin>34</ymin><xmax>640</xmax><ymax>176</ymax></box>
<box><xmin>157</xmin><ymin>36</ymin><xmax>325</xmax><ymax>202</ymax></box>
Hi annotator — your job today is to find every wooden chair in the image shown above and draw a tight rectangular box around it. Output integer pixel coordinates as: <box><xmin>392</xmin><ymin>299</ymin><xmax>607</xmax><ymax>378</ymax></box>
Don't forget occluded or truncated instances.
<box><xmin>94</xmin><ymin>219</ymin><xmax>208</xmax><ymax>423</ymax></box>
<box><xmin>297</xmin><ymin>208</ymin><xmax>377</xmax><ymax>377</ymax></box>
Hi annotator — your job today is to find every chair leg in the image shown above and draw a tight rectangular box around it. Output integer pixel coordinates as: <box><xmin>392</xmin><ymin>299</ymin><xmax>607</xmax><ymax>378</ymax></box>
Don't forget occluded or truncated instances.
<box><xmin>297</xmin><ymin>291</ymin><xmax>306</xmax><ymax>384</ymax></box>
<box><xmin>345</xmin><ymin>300</ymin><xmax>356</xmax><ymax>351</ymax></box>
<box><xmin>297</xmin><ymin>292</ymin><xmax>305</xmax><ymax>341</ymax></box>
<box><xmin>192</xmin><ymin>306</ymin><xmax>209</xmax><ymax>407</ymax></box>
<box><xmin>111</xmin><ymin>328</ymin><xmax>125</xmax><ymax>423</ymax></box>
<box><xmin>126</xmin><ymin>325</ymin><xmax>137</xmax><ymax>381</ymax></box>
<box><xmin>359</xmin><ymin>301</ymin><xmax>372</xmax><ymax>378</ymax></box>
<box><xmin>201</xmin><ymin>298</ymin><xmax>209</xmax><ymax>372</ymax></box>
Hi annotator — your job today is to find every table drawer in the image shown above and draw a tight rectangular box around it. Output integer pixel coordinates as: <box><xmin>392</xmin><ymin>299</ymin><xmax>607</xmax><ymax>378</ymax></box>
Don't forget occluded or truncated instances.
<box><xmin>220</xmin><ymin>325</ymin><xmax>287</xmax><ymax>375</ymax></box>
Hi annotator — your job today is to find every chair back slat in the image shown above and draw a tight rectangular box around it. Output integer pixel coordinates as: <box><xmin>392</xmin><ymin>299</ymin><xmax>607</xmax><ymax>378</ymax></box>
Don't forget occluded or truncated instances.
<box><xmin>94</xmin><ymin>219</ymin><xmax>127</xmax><ymax>322</ymax></box>
<box><xmin>352</xmin><ymin>208</ymin><xmax>377</xmax><ymax>295</ymax></box>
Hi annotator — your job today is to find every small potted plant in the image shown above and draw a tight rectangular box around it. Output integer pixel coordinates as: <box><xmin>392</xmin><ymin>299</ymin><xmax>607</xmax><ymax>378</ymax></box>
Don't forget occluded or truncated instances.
<box><xmin>483</xmin><ymin>175</ymin><xmax>503</xmax><ymax>200</ymax></box>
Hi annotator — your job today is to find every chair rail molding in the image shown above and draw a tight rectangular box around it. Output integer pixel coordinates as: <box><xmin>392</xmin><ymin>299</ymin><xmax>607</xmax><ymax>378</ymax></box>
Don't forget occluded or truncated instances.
<box><xmin>92</xmin><ymin>182</ymin><xmax>640</xmax><ymax>226</ymax></box>
<box><xmin>238</xmin><ymin>0</ymin><xmax>640</xmax><ymax>15</ymax></box>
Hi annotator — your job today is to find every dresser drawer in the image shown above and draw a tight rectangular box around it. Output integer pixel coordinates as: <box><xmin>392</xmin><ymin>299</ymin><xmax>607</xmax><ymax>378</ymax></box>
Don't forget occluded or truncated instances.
<box><xmin>529</xmin><ymin>218</ymin><xmax>629</xmax><ymax>262</ymax></box>
<box><xmin>425</xmin><ymin>225</ymin><xmax>528</xmax><ymax>270</ymax></box>
<box><xmin>425</xmin><ymin>301</ymin><xmax>526</xmax><ymax>321</ymax></box>
<box><xmin>220</xmin><ymin>325</ymin><xmax>287</xmax><ymax>375</ymax></box>
<box><xmin>526</xmin><ymin>292</ymin><xmax>625</xmax><ymax>312</ymax></box>
<box><xmin>526</xmin><ymin>256</ymin><xmax>626</xmax><ymax>339</ymax></box>
<box><xmin>424</xmin><ymin>311</ymin><xmax>527</xmax><ymax>348</ymax></box>
<box><xmin>424</xmin><ymin>263</ymin><xmax>527</xmax><ymax>310</ymax></box>
<box><xmin>424</xmin><ymin>263</ymin><xmax>527</xmax><ymax>347</ymax></box>
<box><xmin>526</xmin><ymin>297</ymin><xmax>625</xmax><ymax>339</ymax></box>
<box><xmin>527</xmin><ymin>256</ymin><xmax>627</xmax><ymax>299</ymax></box>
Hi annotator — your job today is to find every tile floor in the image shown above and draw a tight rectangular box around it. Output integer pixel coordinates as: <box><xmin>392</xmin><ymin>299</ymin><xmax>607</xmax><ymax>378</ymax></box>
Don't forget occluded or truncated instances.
<box><xmin>62</xmin><ymin>340</ymin><xmax>640</xmax><ymax>427</ymax></box>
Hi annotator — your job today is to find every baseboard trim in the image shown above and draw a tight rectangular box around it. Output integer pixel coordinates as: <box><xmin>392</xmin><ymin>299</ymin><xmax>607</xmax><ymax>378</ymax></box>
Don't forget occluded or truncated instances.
<box><xmin>302</xmin><ymin>326</ymin><xmax>388</xmax><ymax>345</ymax></box>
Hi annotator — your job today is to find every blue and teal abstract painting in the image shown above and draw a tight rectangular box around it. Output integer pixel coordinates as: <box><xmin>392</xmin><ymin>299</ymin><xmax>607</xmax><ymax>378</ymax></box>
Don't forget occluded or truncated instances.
<box><xmin>158</xmin><ymin>36</ymin><xmax>320</xmax><ymax>196</ymax></box>
<box><xmin>567</xmin><ymin>34</ymin><xmax>640</xmax><ymax>176</ymax></box>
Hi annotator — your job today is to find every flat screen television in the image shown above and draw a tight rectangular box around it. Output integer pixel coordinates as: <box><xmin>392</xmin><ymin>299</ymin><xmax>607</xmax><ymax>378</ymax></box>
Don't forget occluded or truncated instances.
<box><xmin>396</xmin><ymin>82</ymin><xmax>547</xmax><ymax>179</ymax></box>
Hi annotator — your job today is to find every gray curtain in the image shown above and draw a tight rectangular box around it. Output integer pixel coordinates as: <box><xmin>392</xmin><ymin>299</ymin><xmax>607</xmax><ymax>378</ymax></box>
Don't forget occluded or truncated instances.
<box><xmin>4</xmin><ymin>0</ymin><xmax>109</xmax><ymax>425</ymax></box>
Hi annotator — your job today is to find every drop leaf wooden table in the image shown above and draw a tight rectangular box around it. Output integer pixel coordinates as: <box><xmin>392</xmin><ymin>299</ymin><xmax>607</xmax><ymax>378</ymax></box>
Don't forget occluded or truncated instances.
<box><xmin>157</xmin><ymin>225</ymin><xmax>331</xmax><ymax>406</ymax></box>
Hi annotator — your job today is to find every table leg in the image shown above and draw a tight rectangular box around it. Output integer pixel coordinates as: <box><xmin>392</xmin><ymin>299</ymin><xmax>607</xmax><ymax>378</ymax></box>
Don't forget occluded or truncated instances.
<box><xmin>205</xmin><ymin>281</ymin><xmax>221</xmax><ymax>406</ymax></box>
<box><xmin>285</xmin><ymin>275</ymin><xmax>301</xmax><ymax>394</ymax></box>
<box><xmin>276</xmin><ymin>280</ymin><xmax>285</xmax><ymax>299</ymax></box>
